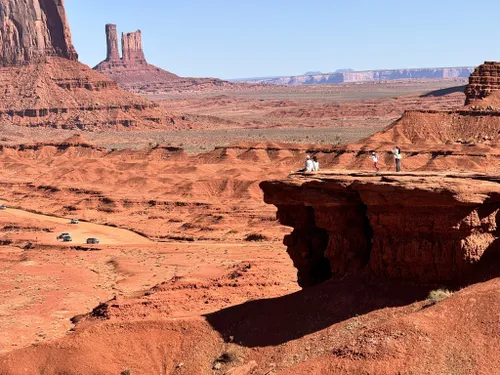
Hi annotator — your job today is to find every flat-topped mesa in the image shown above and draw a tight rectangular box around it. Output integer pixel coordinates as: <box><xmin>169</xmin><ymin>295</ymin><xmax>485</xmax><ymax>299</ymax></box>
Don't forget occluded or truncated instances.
<box><xmin>105</xmin><ymin>24</ymin><xmax>120</xmax><ymax>61</ymax></box>
<box><xmin>260</xmin><ymin>172</ymin><xmax>500</xmax><ymax>287</ymax></box>
<box><xmin>465</xmin><ymin>61</ymin><xmax>500</xmax><ymax>105</ymax></box>
<box><xmin>121</xmin><ymin>30</ymin><xmax>146</xmax><ymax>64</ymax></box>
<box><xmin>0</xmin><ymin>0</ymin><xmax>78</xmax><ymax>66</ymax></box>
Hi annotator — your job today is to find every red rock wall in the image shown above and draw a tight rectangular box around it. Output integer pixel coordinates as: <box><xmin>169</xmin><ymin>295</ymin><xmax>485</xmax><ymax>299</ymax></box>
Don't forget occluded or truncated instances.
<box><xmin>465</xmin><ymin>61</ymin><xmax>500</xmax><ymax>104</ymax></box>
<box><xmin>0</xmin><ymin>0</ymin><xmax>77</xmax><ymax>66</ymax></box>
<box><xmin>261</xmin><ymin>173</ymin><xmax>500</xmax><ymax>287</ymax></box>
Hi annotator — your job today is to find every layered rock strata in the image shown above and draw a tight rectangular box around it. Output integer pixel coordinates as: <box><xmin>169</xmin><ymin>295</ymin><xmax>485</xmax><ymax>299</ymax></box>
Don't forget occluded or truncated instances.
<box><xmin>261</xmin><ymin>172</ymin><xmax>500</xmax><ymax>287</ymax></box>
<box><xmin>465</xmin><ymin>61</ymin><xmax>500</xmax><ymax>105</ymax></box>
<box><xmin>0</xmin><ymin>3</ymin><xmax>176</xmax><ymax>129</ymax></box>
<box><xmin>238</xmin><ymin>67</ymin><xmax>474</xmax><ymax>85</ymax></box>
<box><xmin>0</xmin><ymin>0</ymin><xmax>78</xmax><ymax>66</ymax></box>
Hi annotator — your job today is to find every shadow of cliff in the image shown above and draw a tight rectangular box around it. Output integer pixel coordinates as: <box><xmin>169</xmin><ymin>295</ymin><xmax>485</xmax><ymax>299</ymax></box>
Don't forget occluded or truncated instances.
<box><xmin>205</xmin><ymin>279</ymin><xmax>429</xmax><ymax>348</ymax></box>
<box><xmin>420</xmin><ymin>85</ymin><xmax>466</xmax><ymax>98</ymax></box>
<box><xmin>470</xmin><ymin>239</ymin><xmax>500</xmax><ymax>284</ymax></box>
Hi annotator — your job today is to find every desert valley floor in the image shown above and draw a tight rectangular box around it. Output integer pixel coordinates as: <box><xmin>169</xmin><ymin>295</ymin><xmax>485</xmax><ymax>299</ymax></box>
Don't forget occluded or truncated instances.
<box><xmin>0</xmin><ymin>75</ymin><xmax>499</xmax><ymax>374</ymax></box>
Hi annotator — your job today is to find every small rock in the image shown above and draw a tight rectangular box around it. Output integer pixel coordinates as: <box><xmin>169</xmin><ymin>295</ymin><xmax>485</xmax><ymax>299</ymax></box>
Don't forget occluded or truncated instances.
<box><xmin>213</xmin><ymin>362</ymin><xmax>222</xmax><ymax>370</ymax></box>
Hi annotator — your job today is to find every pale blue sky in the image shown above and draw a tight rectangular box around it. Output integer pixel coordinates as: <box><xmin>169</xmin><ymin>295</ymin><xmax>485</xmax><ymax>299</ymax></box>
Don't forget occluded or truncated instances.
<box><xmin>65</xmin><ymin>0</ymin><xmax>500</xmax><ymax>79</ymax></box>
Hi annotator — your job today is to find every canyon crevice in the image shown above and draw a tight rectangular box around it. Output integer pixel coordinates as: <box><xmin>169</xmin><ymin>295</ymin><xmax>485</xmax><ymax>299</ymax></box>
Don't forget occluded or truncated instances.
<box><xmin>261</xmin><ymin>172</ymin><xmax>500</xmax><ymax>287</ymax></box>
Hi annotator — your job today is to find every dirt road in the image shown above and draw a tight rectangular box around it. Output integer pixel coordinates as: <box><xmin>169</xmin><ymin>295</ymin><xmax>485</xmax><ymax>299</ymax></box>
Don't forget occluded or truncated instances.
<box><xmin>0</xmin><ymin>207</ymin><xmax>152</xmax><ymax>245</ymax></box>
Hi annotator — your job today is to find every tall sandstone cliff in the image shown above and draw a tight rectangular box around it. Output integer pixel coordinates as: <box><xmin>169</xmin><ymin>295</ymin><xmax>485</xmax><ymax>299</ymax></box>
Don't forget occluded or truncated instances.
<box><xmin>0</xmin><ymin>0</ymin><xmax>177</xmax><ymax>129</ymax></box>
<box><xmin>0</xmin><ymin>0</ymin><xmax>77</xmax><ymax>65</ymax></box>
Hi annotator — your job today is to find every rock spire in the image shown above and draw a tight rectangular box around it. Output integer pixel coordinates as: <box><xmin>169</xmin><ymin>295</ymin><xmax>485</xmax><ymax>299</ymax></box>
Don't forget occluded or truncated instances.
<box><xmin>105</xmin><ymin>23</ymin><xmax>120</xmax><ymax>61</ymax></box>
<box><xmin>121</xmin><ymin>30</ymin><xmax>146</xmax><ymax>63</ymax></box>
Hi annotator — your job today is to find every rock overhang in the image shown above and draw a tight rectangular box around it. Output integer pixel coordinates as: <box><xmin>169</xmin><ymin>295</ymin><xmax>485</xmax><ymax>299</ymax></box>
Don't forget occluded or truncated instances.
<box><xmin>260</xmin><ymin>171</ymin><xmax>500</xmax><ymax>287</ymax></box>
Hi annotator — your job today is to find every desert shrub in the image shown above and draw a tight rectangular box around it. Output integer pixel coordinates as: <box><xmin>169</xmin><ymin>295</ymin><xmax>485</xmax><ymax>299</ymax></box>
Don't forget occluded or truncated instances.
<box><xmin>215</xmin><ymin>351</ymin><xmax>238</xmax><ymax>364</ymax></box>
<box><xmin>64</xmin><ymin>205</ymin><xmax>77</xmax><ymax>211</ymax></box>
<box><xmin>100</xmin><ymin>196</ymin><xmax>115</xmax><ymax>205</ymax></box>
<box><xmin>244</xmin><ymin>233</ymin><xmax>269</xmax><ymax>242</ymax></box>
<box><xmin>98</xmin><ymin>207</ymin><xmax>115</xmax><ymax>213</ymax></box>
<box><xmin>427</xmin><ymin>289</ymin><xmax>453</xmax><ymax>305</ymax></box>
<box><xmin>120</xmin><ymin>370</ymin><xmax>131</xmax><ymax>375</ymax></box>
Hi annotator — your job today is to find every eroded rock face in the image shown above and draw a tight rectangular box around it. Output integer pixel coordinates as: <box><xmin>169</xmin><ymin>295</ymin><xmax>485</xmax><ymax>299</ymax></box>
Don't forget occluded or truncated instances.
<box><xmin>105</xmin><ymin>24</ymin><xmax>120</xmax><ymax>61</ymax></box>
<box><xmin>465</xmin><ymin>61</ymin><xmax>500</xmax><ymax>104</ymax></box>
<box><xmin>261</xmin><ymin>172</ymin><xmax>500</xmax><ymax>287</ymax></box>
<box><xmin>0</xmin><ymin>0</ymin><xmax>77</xmax><ymax>66</ymax></box>
<box><xmin>121</xmin><ymin>30</ymin><xmax>145</xmax><ymax>63</ymax></box>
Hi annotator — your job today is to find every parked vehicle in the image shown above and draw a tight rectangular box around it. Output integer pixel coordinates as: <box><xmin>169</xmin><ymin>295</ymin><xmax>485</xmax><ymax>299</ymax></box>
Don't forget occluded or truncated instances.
<box><xmin>61</xmin><ymin>235</ymin><xmax>72</xmax><ymax>242</ymax></box>
<box><xmin>86</xmin><ymin>238</ymin><xmax>100</xmax><ymax>245</ymax></box>
<box><xmin>70</xmin><ymin>218</ymin><xmax>79</xmax><ymax>224</ymax></box>
<box><xmin>57</xmin><ymin>232</ymin><xmax>70</xmax><ymax>240</ymax></box>
<box><xmin>0</xmin><ymin>204</ymin><xmax>6</xmax><ymax>210</ymax></box>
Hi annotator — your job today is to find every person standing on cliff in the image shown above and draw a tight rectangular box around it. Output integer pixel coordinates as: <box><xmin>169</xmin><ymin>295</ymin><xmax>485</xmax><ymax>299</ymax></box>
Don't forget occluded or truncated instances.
<box><xmin>392</xmin><ymin>146</ymin><xmax>402</xmax><ymax>172</ymax></box>
<box><xmin>371</xmin><ymin>151</ymin><xmax>380</xmax><ymax>172</ymax></box>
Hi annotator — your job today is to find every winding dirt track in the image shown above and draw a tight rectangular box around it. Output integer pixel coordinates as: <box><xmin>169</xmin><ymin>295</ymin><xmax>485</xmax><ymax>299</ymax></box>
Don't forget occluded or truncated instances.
<box><xmin>0</xmin><ymin>208</ymin><xmax>152</xmax><ymax>245</ymax></box>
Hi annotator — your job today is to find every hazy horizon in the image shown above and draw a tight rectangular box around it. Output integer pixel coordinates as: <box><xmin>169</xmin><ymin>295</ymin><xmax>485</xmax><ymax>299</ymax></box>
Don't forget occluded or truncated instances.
<box><xmin>66</xmin><ymin>0</ymin><xmax>500</xmax><ymax>79</ymax></box>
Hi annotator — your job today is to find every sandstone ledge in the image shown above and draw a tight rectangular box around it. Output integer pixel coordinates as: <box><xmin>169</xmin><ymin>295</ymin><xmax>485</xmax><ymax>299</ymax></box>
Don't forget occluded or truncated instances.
<box><xmin>260</xmin><ymin>171</ymin><xmax>500</xmax><ymax>287</ymax></box>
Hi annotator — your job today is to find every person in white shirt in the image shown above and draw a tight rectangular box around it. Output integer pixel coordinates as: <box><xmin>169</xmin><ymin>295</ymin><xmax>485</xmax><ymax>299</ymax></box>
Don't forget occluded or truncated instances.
<box><xmin>296</xmin><ymin>155</ymin><xmax>314</xmax><ymax>173</ymax></box>
<box><xmin>391</xmin><ymin>146</ymin><xmax>402</xmax><ymax>172</ymax></box>
<box><xmin>371</xmin><ymin>151</ymin><xmax>380</xmax><ymax>172</ymax></box>
<box><xmin>312</xmin><ymin>156</ymin><xmax>320</xmax><ymax>171</ymax></box>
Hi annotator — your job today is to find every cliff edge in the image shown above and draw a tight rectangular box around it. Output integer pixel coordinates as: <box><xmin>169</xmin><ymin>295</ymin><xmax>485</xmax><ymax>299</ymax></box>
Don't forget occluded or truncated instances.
<box><xmin>261</xmin><ymin>171</ymin><xmax>500</xmax><ymax>287</ymax></box>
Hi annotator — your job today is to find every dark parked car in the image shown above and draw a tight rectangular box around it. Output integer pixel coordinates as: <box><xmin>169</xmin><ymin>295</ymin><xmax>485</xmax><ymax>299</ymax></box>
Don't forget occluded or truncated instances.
<box><xmin>57</xmin><ymin>232</ymin><xmax>70</xmax><ymax>240</ymax></box>
<box><xmin>0</xmin><ymin>204</ymin><xmax>6</xmax><ymax>210</ymax></box>
<box><xmin>86</xmin><ymin>238</ymin><xmax>100</xmax><ymax>245</ymax></box>
<box><xmin>70</xmin><ymin>218</ymin><xmax>79</xmax><ymax>224</ymax></box>
<box><xmin>61</xmin><ymin>235</ymin><xmax>72</xmax><ymax>242</ymax></box>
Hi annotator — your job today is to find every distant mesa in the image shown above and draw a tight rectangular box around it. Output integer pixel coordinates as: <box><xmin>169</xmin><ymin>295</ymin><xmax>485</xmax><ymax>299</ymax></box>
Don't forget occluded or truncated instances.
<box><xmin>0</xmin><ymin>0</ymin><xmax>176</xmax><ymax>130</ymax></box>
<box><xmin>237</xmin><ymin>67</ymin><xmax>475</xmax><ymax>85</ymax></box>
<box><xmin>304</xmin><ymin>71</ymin><xmax>323</xmax><ymax>75</ymax></box>
<box><xmin>94</xmin><ymin>24</ymin><xmax>231</xmax><ymax>94</ymax></box>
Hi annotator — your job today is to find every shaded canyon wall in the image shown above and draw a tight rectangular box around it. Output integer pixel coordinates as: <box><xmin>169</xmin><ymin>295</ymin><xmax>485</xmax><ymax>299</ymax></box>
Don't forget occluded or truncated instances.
<box><xmin>261</xmin><ymin>173</ymin><xmax>500</xmax><ymax>287</ymax></box>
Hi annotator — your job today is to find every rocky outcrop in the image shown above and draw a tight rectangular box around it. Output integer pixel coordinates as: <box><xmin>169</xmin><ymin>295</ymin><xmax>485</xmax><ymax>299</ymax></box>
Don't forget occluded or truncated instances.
<box><xmin>0</xmin><ymin>0</ymin><xmax>78</xmax><ymax>66</ymax></box>
<box><xmin>121</xmin><ymin>30</ymin><xmax>145</xmax><ymax>63</ymax></box>
<box><xmin>465</xmin><ymin>61</ymin><xmax>500</xmax><ymax>105</ymax></box>
<box><xmin>94</xmin><ymin>24</ymin><xmax>179</xmax><ymax>90</ymax></box>
<box><xmin>238</xmin><ymin>67</ymin><xmax>474</xmax><ymax>85</ymax></box>
<box><xmin>105</xmin><ymin>24</ymin><xmax>120</xmax><ymax>61</ymax></box>
<box><xmin>261</xmin><ymin>172</ymin><xmax>500</xmax><ymax>287</ymax></box>
<box><xmin>94</xmin><ymin>24</ymin><xmax>234</xmax><ymax>94</ymax></box>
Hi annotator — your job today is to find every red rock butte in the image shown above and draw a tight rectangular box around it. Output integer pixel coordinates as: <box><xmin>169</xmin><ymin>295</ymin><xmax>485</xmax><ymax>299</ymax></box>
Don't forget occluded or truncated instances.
<box><xmin>0</xmin><ymin>0</ymin><xmax>176</xmax><ymax>130</ymax></box>
<box><xmin>94</xmin><ymin>24</ymin><xmax>232</xmax><ymax>94</ymax></box>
